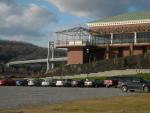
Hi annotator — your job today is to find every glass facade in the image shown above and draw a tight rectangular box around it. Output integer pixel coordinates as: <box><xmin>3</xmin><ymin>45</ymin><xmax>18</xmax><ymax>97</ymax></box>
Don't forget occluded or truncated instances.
<box><xmin>137</xmin><ymin>32</ymin><xmax>150</xmax><ymax>43</ymax></box>
<box><xmin>94</xmin><ymin>35</ymin><xmax>111</xmax><ymax>45</ymax></box>
<box><xmin>92</xmin><ymin>32</ymin><xmax>150</xmax><ymax>45</ymax></box>
<box><xmin>113</xmin><ymin>33</ymin><xmax>134</xmax><ymax>44</ymax></box>
<box><xmin>56</xmin><ymin>26</ymin><xmax>150</xmax><ymax>46</ymax></box>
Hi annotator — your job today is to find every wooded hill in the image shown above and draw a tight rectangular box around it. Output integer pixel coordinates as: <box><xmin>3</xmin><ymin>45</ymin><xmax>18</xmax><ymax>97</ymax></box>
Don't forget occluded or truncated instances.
<box><xmin>0</xmin><ymin>40</ymin><xmax>66</xmax><ymax>63</ymax></box>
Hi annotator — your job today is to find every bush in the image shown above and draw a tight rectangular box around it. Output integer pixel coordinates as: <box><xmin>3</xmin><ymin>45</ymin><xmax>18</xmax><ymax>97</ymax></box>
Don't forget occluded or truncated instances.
<box><xmin>47</xmin><ymin>54</ymin><xmax>150</xmax><ymax>76</ymax></box>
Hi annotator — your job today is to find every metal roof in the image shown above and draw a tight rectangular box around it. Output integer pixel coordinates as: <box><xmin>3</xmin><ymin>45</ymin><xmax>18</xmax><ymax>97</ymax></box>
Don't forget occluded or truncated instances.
<box><xmin>88</xmin><ymin>12</ymin><xmax>150</xmax><ymax>24</ymax></box>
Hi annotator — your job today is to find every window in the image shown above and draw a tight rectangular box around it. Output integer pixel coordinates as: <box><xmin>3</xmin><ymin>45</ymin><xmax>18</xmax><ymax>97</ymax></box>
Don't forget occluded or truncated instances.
<box><xmin>137</xmin><ymin>32</ymin><xmax>150</xmax><ymax>43</ymax></box>
<box><xmin>113</xmin><ymin>33</ymin><xmax>134</xmax><ymax>44</ymax></box>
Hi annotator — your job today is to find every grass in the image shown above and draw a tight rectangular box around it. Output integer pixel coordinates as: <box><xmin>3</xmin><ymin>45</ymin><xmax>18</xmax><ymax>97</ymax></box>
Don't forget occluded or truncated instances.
<box><xmin>1</xmin><ymin>94</ymin><xmax>150</xmax><ymax>113</ymax></box>
<box><xmin>73</xmin><ymin>73</ymin><xmax>150</xmax><ymax>81</ymax></box>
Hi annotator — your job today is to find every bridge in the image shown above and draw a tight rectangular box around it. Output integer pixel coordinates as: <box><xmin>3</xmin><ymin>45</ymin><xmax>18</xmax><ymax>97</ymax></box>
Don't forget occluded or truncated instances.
<box><xmin>6</xmin><ymin>41</ymin><xmax>67</xmax><ymax>73</ymax></box>
<box><xmin>6</xmin><ymin>57</ymin><xmax>67</xmax><ymax>67</ymax></box>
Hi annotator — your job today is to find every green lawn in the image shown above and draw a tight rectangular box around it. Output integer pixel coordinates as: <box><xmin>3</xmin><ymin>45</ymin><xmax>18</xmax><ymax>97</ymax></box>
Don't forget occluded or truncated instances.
<box><xmin>73</xmin><ymin>73</ymin><xmax>150</xmax><ymax>81</ymax></box>
<box><xmin>1</xmin><ymin>94</ymin><xmax>150</xmax><ymax>113</ymax></box>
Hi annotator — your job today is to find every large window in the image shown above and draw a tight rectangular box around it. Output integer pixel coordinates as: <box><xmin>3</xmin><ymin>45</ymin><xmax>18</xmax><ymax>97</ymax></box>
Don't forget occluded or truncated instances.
<box><xmin>94</xmin><ymin>35</ymin><xmax>111</xmax><ymax>44</ymax></box>
<box><xmin>137</xmin><ymin>32</ymin><xmax>150</xmax><ymax>43</ymax></box>
<box><xmin>113</xmin><ymin>33</ymin><xmax>134</xmax><ymax>44</ymax></box>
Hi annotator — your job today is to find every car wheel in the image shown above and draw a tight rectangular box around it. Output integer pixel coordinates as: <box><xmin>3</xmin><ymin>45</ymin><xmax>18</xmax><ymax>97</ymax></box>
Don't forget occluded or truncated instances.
<box><xmin>143</xmin><ymin>86</ymin><xmax>149</xmax><ymax>93</ymax></box>
<box><xmin>122</xmin><ymin>86</ymin><xmax>128</xmax><ymax>92</ymax></box>
<box><xmin>106</xmin><ymin>85</ymin><xmax>110</xmax><ymax>88</ymax></box>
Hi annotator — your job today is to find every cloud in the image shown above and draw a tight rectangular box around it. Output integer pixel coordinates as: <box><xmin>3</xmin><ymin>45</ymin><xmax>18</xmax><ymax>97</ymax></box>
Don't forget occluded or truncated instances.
<box><xmin>0</xmin><ymin>0</ymin><xmax>57</xmax><ymax>45</ymax></box>
<box><xmin>48</xmin><ymin>0</ymin><xmax>129</xmax><ymax>18</ymax></box>
<box><xmin>48</xmin><ymin>0</ymin><xmax>150</xmax><ymax>18</ymax></box>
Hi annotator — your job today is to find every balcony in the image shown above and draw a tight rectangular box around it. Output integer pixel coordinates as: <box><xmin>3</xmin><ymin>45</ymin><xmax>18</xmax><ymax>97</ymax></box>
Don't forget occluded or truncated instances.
<box><xmin>56</xmin><ymin>27</ymin><xmax>150</xmax><ymax>48</ymax></box>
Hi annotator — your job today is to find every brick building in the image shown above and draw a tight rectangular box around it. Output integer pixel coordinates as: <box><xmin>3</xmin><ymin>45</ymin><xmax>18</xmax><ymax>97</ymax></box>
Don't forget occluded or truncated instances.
<box><xmin>56</xmin><ymin>12</ymin><xmax>150</xmax><ymax>64</ymax></box>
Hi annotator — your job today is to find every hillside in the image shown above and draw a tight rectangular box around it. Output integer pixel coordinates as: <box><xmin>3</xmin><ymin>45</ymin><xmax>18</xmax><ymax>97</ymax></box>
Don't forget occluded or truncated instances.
<box><xmin>0</xmin><ymin>40</ymin><xmax>66</xmax><ymax>63</ymax></box>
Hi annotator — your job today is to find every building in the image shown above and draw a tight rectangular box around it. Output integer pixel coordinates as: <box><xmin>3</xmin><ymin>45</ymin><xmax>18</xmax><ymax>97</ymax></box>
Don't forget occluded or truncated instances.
<box><xmin>56</xmin><ymin>12</ymin><xmax>150</xmax><ymax>65</ymax></box>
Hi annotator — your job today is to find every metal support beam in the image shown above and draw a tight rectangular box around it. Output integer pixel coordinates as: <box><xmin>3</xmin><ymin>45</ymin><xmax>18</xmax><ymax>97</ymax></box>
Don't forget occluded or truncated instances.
<box><xmin>134</xmin><ymin>32</ymin><xmax>137</xmax><ymax>44</ymax></box>
<box><xmin>88</xmin><ymin>34</ymin><xmax>91</xmax><ymax>42</ymax></box>
<box><xmin>111</xmin><ymin>33</ymin><xmax>113</xmax><ymax>44</ymax></box>
<box><xmin>106</xmin><ymin>45</ymin><xmax>109</xmax><ymax>59</ymax></box>
<box><xmin>129</xmin><ymin>43</ymin><xmax>134</xmax><ymax>56</ymax></box>
<box><xmin>46</xmin><ymin>41</ymin><xmax>54</xmax><ymax>73</ymax></box>
<box><xmin>51</xmin><ymin>42</ymin><xmax>54</xmax><ymax>69</ymax></box>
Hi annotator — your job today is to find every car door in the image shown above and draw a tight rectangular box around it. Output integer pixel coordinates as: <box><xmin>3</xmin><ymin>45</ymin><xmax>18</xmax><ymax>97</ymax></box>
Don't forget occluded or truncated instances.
<box><xmin>132</xmin><ymin>78</ymin><xmax>143</xmax><ymax>90</ymax></box>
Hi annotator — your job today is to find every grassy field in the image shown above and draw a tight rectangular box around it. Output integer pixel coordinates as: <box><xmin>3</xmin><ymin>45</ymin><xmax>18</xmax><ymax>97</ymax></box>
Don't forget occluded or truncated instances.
<box><xmin>1</xmin><ymin>94</ymin><xmax>150</xmax><ymax>113</ymax></box>
<box><xmin>73</xmin><ymin>73</ymin><xmax>150</xmax><ymax>81</ymax></box>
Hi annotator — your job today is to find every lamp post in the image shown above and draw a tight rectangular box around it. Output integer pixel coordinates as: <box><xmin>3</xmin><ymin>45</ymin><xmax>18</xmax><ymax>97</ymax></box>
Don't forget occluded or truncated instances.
<box><xmin>86</xmin><ymin>48</ymin><xmax>90</xmax><ymax>78</ymax></box>
<box><xmin>86</xmin><ymin>48</ymin><xmax>90</xmax><ymax>63</ymax></box>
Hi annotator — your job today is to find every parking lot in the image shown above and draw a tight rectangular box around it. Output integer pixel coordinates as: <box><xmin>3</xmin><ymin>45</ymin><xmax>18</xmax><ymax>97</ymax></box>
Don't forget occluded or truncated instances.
<box><xmin>0</xmin><ymin>86</ymin><xmax>133</xmax><ymax>109</ymax></box>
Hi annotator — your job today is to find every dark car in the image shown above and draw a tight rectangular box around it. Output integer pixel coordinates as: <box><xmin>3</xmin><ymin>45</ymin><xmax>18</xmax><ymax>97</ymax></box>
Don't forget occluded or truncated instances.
<box><xmin>49</xmin><ymin>79</ymin><xmax>57</xmax><ymax>87</ymax></box>
<box><xmin>64</xmin><ymin>79</ymin><xmax>73</xmax><ymax>87</ymax></box>
<box><xmin>77</xmin><ymin>79</ymin><xmax>85</xmax><ymax>87</ymax></box>
<box><xmin>0</xmin><ymin>79</ymin><xmax>16</xmax><ymax>86</ymax></box>
<box><xmin>118</xmin><ymin>77</ymin><xmax>150</xmax><ymax>92</ymax></box>
<box><xmin>16</xmin><ymin>79</ymin><xmax>28</xmax><ymax>86</ymax></box>
<box><xmin>92</xmin><ymin>79</ymin><xmax>104</xmax><ymax>87</ymax></box>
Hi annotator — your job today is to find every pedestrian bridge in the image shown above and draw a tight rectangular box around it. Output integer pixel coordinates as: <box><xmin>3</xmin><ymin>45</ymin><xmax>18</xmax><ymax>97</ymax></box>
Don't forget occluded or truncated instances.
<box><xmin>6</xmin><ymin>57</ymin><xmax>67</xmax><ymax>67</ymax></box>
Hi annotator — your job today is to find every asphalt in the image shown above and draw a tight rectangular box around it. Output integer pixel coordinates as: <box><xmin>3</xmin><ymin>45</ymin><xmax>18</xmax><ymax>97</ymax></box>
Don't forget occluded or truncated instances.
<box><xmin>0</xmin><ymin>86</ymin><xmax>133</xmax><ymax>109</ymax></box>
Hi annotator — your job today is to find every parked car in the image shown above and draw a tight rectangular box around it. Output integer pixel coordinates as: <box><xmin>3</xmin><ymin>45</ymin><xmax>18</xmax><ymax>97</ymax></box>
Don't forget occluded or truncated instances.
<box><xmin>84</xmin><ymin>79</ymin><xmax>92</xmax><ymax>87</ymax></box>
<box><xmin>64</xmin><ymin>79</ymin><xmax>73</xmax><ymax>87</ymax></box>
<box><xmin>118</xmin><ymin>77</ymin><xmax>150</xmax><ymax>92</ymax></box>
<box><xmin>71</xmin><ymin>80</ymin><xmax>78</xmax><ymax>87</ymax></box>
<box><xmin>0</xmin><ymin>79</ymin><xmax>16</xmax><ymax>86</ymax></box>
<box><xmin>16</xmin><ymin>79</ymin><xmax>28</xmax><ymax>86</ymax></box>
<box><xmin>28</xmin><ymin>78</ymin><xmax>42</xmax><ymax>86</ymax></box>
<box><xmin>104</xmin><ymin>76</ymin><xmax>123</xmax><ymax>88</ymax></box>
<box><xmin>56</xmin><ymin>79</ymin><xmax>64</xmax><ymax>87</ymax></box>
<box><xmin>77</xmin><ymin>79</ymin><xmax>85</xmax><ymax>87</ymax></box>
<box><xmin>41</xmin><ymin>79</ymin><xmax>52</xmax><ymax>87</ymax></box>
<box><xmin>92</xmin><ymin>79</ymin><xmax>104</xmax><ymax>87</ymax></box>
<box><xmin>0</xmin><ymin>80</ymin><xmax>7</xmax><ymax>86</ymax></box>
<box><xmin>49</xmin><ymin>79</ymin><xmax>57</xmax><ymax>87</ymax></box>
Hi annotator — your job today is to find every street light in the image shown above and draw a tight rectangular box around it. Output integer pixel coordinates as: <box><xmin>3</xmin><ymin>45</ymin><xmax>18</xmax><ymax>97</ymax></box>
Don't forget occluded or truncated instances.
<box><xmin>86</xmin><ymin>48</ymin><xmax>90</xmax><ymax>63</ymax></box>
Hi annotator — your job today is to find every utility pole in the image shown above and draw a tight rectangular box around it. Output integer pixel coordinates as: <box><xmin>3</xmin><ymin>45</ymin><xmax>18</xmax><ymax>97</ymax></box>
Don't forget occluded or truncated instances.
<box><xmin>46</xmin><ymin>41</ymin><xmax>54</xmax><ymax>73</ymax></box>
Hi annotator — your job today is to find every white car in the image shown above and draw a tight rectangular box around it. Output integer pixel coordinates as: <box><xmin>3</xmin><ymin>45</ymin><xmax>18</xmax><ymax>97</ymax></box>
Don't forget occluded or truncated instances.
<box><xmin>41</xmin><ymin>79</ymin><xmax>52</xmax><ymax>87</ymax></box>
<box><xmin>28</xmin><ymin>79</ymin><xmax>35</xmax><ymax>86</ymax></box>
<box><xmin>84</xmin><ymin>79</ymin><xmax>92</xmax><ymax>87</ymax></box>
<box><xmin>56</xmin><ymin>80</ymin><xmax>64</xmax><ymax>87</ymax></box>
<box><xmin>28</xmin><ymin>78</ymin><xmax>42</xmax><ymax>86</ymax></box>
<box><xmin>71</xmin><ymin>80</ymin><xmax>78</xmax><ymax>87</ymax></box>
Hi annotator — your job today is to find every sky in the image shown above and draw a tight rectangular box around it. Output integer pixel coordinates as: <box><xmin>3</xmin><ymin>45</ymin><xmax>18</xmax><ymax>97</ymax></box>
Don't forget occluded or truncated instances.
<box><xmin>0</xmin><ymin>0</ymin><xmax>150</xmax><ymax>47</ymax></box>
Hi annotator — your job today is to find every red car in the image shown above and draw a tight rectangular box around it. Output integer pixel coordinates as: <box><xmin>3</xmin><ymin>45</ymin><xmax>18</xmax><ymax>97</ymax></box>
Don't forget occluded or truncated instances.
<box><xmin>0</xmin><ymin>79</ymin><xmax>16</xmax><ymax>86</ymax></box>
<box><xmin>104</xmin><ymin>77</ymin><xmax>121</xmax><ymax>88</ymax></box>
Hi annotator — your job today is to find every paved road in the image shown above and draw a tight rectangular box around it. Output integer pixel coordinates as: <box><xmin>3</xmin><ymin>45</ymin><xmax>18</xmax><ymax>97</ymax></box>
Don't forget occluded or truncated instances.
<box><xmin>0</xmin><ymin>87</ymin><xmax>133</xmax><ymax>109</ymax></box>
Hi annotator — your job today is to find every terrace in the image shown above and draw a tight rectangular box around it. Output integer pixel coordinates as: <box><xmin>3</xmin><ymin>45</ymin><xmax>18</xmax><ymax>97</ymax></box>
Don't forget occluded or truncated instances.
<box><xmin>56</xmin><ymin>27</ymin><xmax>150</xmax><ymax>48</ymax></box>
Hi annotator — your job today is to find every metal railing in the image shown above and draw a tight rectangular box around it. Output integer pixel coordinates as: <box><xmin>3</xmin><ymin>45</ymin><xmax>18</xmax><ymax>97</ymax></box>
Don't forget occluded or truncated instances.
<box><xmin>56</xmin><ymin>37</ymin><xmax>150</xmax><ymax>47</ymax></box>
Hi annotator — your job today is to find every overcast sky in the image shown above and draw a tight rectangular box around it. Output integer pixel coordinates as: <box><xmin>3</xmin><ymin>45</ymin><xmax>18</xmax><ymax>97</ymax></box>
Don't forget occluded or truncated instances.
<box><xmin>0</xmin><ymin>0</ymin><xmax>150</xmax><ymax>47</ymax></box>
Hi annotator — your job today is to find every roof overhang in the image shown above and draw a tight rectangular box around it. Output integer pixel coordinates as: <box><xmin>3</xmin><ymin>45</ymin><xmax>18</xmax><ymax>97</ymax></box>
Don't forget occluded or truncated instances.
<box><xmin>87</xmin><ymin>19</ymin><xmax>150</xmax><ymax>27</ymax></box>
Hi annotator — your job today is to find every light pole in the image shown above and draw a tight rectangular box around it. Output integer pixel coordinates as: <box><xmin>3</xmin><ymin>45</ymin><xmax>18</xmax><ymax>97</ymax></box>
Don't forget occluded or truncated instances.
<box><xmin>86</xmin><ymin>48</ymin><xmax>90</xmax><ymax>63</ymax></box>
<box><xmin>86</xmin><ymin>48</ymin><xmax>90</xmax><ymax>78</ymax></box>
